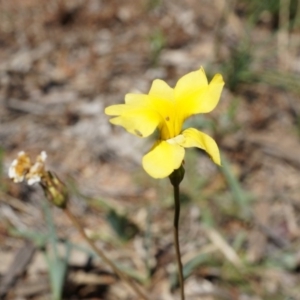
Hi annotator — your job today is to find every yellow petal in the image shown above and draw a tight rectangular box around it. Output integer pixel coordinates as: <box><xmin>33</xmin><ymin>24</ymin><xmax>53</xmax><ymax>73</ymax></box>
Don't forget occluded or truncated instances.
<box><xmin>105</xmin><ymin>104</ymin><xmax>137</xmax><ymax>116</ymax></box>
<box><xmin>148</xmin><ymin>79</ymin><xmax>178</xmax><ymax>139</ymax></box>
<box><xmin>109</xmin><ymin>108</ymin><xmax>161</xmax><ymax>137</ymax></box>
<box><xmin>175</xmin><ymin>67</ymin><xmax>208</xmax><ymax>100</ymax></box>
<box><xmin>180</xmin><ymin>128</ymin><xmax>221</xmax><ymax>165</ymax></box>
<box><xmin>106</xmin><ymin>93</ymin><xmax>151</xmax><ymax>116</ymax></box>
<box><xmin>174</xmin><ymin>68</ymin><xmax>224</xmax><ymax>120</ymax></box>
<box><xmin>148</xmin><ymin>80</ymin><xmax>180</xmax><ymax>139</ymax></box>
<box><xmin>142</xmin><ymin>140</ymin><xmax>185</xmax><ymax>178</ymax></box>
<box><xmin>125</xmin><ymin>80</ymin><xmax>174</xmax><ymax>106</ymax></box>
<box><xmin>109</xmin><ymin>80</ymin><xmax>178</xmax><ymax>139</ymax></box>
<box><xmin>198</xmin><ymin>73</ymin><xmax>224</xmax><ymax>113</ymax></box>
<box><xmin>105</xmin><ymin>96</ymin><xmax>162</xmax><ymax>137</ymax></box>
<box><xmin>149</xmin><ymin>79</ymin><xmax>175</xmax><ymax>101</ymax></box>
<box><xmin>125</xmin><ymin>93</ymin><xmax>149</xmax><ymax>105</ymax></box>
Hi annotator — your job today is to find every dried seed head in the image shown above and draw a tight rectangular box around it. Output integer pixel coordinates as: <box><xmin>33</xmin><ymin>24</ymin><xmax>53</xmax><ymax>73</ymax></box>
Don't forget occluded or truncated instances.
<box><xmin>8</xmin><ymin>151</ymin><xmax>32</xmax><ymax>183</ymax></box>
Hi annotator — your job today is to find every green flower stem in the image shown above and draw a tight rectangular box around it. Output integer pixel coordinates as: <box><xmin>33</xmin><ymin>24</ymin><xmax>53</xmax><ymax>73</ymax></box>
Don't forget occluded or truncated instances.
<box><xmin>63</xmin><ymin>206</ymin><xmax>149</xmax><ymax>300</ymax></box>
<box><xmin>169</xmin><ymin>165</ymin><xmax>185</xmax><ymax>300</ymax></box>
<box><xmin>173</xmin><ymin>183</ymin><xmax>185</xmax><ymax>300</ymax></box>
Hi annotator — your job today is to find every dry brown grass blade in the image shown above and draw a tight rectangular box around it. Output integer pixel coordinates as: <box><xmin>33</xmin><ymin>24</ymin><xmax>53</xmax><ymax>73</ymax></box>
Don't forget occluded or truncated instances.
<box><xmin>0</xmin><ymin>240</ymin><xmax>36</xmax><ymax>298</ymax></box>
<box><xmin>203</xmin><ymin>227</ymin><xmax>243</xmax><ymax>269</ymax></box>
<box><xmin>278</xmin><ymin>0</ymin><xmax>291</xmax><ymax>71</ymax></box>
<box><xmin>246</xmin><ymin>133</ymin><xmax>300</xmax><ymax>170</ymax></box>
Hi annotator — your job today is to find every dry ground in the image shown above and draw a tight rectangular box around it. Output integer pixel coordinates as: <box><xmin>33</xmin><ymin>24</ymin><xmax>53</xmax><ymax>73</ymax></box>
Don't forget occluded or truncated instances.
<box><xmin>2</xmin><ymin>0</ymin><xmax>300</xmax><ymax>299</ymax></box>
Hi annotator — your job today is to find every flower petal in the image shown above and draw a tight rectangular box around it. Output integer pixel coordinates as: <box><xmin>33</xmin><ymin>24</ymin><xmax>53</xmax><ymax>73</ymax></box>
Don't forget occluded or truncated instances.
<box><xmin>105</xmin><ymin>103</ymin><xmax>138</xmax><ymax>116</ymax></box>
<box><xmin>180</xmin><ymin>128</ymin><xmax>221</xmax><ymax>165</ymax></box>
<box><xmin>174</xmin><ymin>67</ymin><xmax>224</xmax><ymax>120</ymax></box>
<box><xmin>149</xmin><ymin>79</ymin><xmax>175</xmax><ymax>101</ymax></box>
<box><xmin>109</xmin><ymin>108</ymin><xmax>161</xmax><ymax>137</ymax></box>
<box><xmin>199</xmin><ymin>73</ymin><xmax>224</xmax><ymax>113</ymax></box>
<box><xmin>148</xmin><ymin>79</ymin><xmax>178</xmax><ymax>139</ymax></box>
<box><xmin>105</xmin><ymin>93</ymin><xmax>163</xmax><ymax>137</ymax></box>
<box><xmin>142</xmin><ymin>140</ymin><xmax>185</xmax><ymax>178</ymax></box>
<box><xmin>125</xmin><ymin>93</ymin><xmax>149</xmax><ymax>105</ymax></box>
<box><xmin>175</xmin><ymin>67</ymin><xmax>208</xmax><ymax>98</ymax></box>
<box><xmin>106</xmin><ymin>93</ymin><xmax>153</xmax><ymax>116</ymax></box>
<box><xmin>106</xmin><ymin>80</ymin><xmax>178</xmax><ymax>139</ymax></box>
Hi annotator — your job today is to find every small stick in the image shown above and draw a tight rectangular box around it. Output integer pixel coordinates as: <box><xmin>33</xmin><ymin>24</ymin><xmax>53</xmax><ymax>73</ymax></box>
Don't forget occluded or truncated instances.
<box><xmin>63</xmin><ymin>206</ymin><xmax>149</xmax><ymax>300</ymax></box>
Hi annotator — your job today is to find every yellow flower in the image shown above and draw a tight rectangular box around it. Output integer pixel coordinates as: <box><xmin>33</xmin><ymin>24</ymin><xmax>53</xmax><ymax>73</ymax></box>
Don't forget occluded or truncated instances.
<box><xmin>105</xmin><ymin>67</ymin><xmax>224</xmax><ymax>178</ymax></box>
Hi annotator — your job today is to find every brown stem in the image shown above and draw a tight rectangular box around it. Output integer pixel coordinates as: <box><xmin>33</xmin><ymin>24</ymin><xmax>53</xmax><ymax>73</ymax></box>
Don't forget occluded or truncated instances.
<box><xmin>173</xmin><ymin>183</ymin><xmax>185</xmax><ymax>300</ymax></box>
<box><xmin>63</xmin><ymin>206</ymin><xmax>149</xmax><ymax>300</ymax></box>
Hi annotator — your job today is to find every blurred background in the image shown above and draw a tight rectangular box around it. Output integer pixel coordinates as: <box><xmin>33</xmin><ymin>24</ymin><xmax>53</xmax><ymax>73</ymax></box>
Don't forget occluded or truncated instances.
<box><xmin>1</xmin><ymin>0</ymin><xmax>300</xmax><ymax>299</ymax></box>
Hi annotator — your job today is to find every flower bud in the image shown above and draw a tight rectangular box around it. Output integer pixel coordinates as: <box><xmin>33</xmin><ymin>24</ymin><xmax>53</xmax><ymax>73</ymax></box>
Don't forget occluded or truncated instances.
<box><xmin>169</xmin><ymin>164</ymin><xmax>185</xmax><ymax>186</ymax></box>
<box><xmin>41</xmin><ymin>171</ymin><xmax>68</xmax><ymax>209</ymax></box>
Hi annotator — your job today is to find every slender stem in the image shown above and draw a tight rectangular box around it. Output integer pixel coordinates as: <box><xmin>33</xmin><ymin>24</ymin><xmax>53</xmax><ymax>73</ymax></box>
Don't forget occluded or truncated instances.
<box><xmin>173</xmin><ymin>184</ymin><xmax>185</xmax><ymax>300</ymax></box>
<box><xmin>63</xmin><ymin>206</ymin><xmax>149</xmax><ymax>300</ymax></box>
